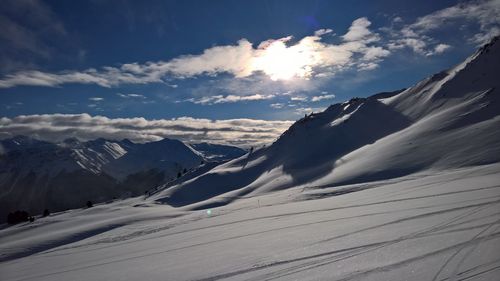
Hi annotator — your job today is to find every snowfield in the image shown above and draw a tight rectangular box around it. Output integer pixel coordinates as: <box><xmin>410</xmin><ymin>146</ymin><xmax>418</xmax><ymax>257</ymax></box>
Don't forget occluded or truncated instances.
<box><xmin>1</xmin><ymin>32</ymin><xmax>500</xmax><ymax>281</ymax></box>
<box><xmin>1</xmin><ymin>164</ymin><xmax>500</xmax><ymax>280</ymax></box>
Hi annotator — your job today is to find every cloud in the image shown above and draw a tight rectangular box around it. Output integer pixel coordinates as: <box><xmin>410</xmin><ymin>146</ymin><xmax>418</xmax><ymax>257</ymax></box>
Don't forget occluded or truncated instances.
<box><xmin>406</xmin><ymin>0</ymin><xmax>500</xmax><ymax>39</ymax></box>
<box><xmin>0</xmin><ymin>114</ymin><xmax>294</xmax><ymax>148</ymax></box>
<box><xmin>294</xmin><ymin>106</ymin><xmax>326</xmax><ymax>115</ymax></box>
<box><xmin>357</xmin><ymin>62</ymin><xmax>379</xmax><ymax>71</ymax></box>
<box><xmin>270</xmin><ymin>103</ymin><xmax>285</xmax><ymax>109</ymax></box>
<box><xmin>342</xmin><ymin>17</ymin><xmax>380</xmax><ymax>42</ymax></box>
<box><xmin>362</xmin><ymin>46</ymin><xmax>391</xmax><ymax>61</ymax></box>
<box><xmin>89</xmin><ymin>97</ymin><xmax>104</xmax><ymax>101</ymax></box>
<box><xmin>189</xmin><ymin>75</ymin><xmax>320</xmax><ymax>101</ymax></box>
<box><xmin>186</xmin><ymin>93</ymin><xmax>276</xmax><ymax>105</ymax></box>
<box><xmin>314</xmin><ymin>28</ymin><xmax>334</xmax><ymax>37</ymax></box>
<box><xmin>117</xmin><ymin>93</ymin><xmax>146</xmax><ymax>98</ymax></box>
<box><xmin>392</xmin><ymin>17</ymin><xmax>403</xmax><ymax>23</ymax></box>
<box><xmin>311</xmin><ymin>94</ymin><xmax>336</xmax><ymax>102</ymax></box>
<box><xmin>388</xmin><ymin>38</ymin><xmax>427</xmax><ymax>54</ymax></box>
<box><xmin>387</xmin><ymin>0</ymin><xmax>500</xmax><ymax>54</ymax></box>
<box><xmin>164</xmin><ymin>39</ymin><xmax>254</xmax><ymax>78</ymax></box>
<box><xmin>0</xmin><ymin>17</ymin><xmax>390</xmax><ymax>88</ymax></box>
<box><xmin>0</xmin><ymin>70</ymin><xmax>116</xmax><ymax>88</ymax></box>
<box><xmin>7</xmin><ymin>0</ymin><xmax>494</xmax><ymax>91</ymax></box>
<box><xmin>290</xmin><ymin>96</ymin><xmax>308</xmax><ymax>102</ymax></box>
<box><xmin>427</xmin><ymin>43</ymin><xmax>452</xmax><ymax>56</ymax></box>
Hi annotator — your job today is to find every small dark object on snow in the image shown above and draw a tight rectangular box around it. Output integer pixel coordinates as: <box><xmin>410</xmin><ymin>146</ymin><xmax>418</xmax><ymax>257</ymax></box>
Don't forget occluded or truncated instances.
<box><xmin>86</xmin><ymin>201</ymin><xmax>93</xmax><ymax>208</ymax></box>
<box><xmin>29</xmin><ymin>216</ymin><xmax>35</xmax><ymax>223</ymax></box>
<box><xmin>43</xmin><ymin>209</ymin><xmax>50</xmax><ymax>217</ymax></box>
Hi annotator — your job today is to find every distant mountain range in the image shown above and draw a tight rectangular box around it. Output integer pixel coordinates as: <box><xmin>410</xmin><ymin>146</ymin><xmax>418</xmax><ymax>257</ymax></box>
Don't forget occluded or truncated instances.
<box><xmin>0</xmin><ymin>136</ymin><xmax>246</xmax><ymax>221</ymax></box>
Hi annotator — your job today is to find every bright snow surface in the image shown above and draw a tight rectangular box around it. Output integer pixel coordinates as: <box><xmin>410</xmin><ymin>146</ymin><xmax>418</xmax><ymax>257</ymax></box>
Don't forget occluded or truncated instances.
<box><xmin>1</xmin><ymin>163</ymin><xmax>500</xmax><ymax>281</ymax></box>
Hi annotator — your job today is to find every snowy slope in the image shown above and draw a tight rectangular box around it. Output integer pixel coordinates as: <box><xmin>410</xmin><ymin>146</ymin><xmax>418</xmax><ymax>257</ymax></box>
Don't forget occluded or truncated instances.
<box><xmin>156</xmin><ymin>36</ymin><xmax>500</xmax><ymax>208</ymax></box>
<box><xmin>59</xmin><ymin>137</ymin><xmax>128</xmax><ymax>174</ymax></box>
<box><xmin>102</xmin><ymin>138</ymin><xmax>204</xmax><ymax>180</ymax></box>
<box><xmin>190</xmin><ymin>143</ymin><xmax>247</xmax><ymax>162</ymax></box>
<box><xmin>0</xmin><ymin>163</ymin><xmax>499</xmax><ymax>280</ymax></box>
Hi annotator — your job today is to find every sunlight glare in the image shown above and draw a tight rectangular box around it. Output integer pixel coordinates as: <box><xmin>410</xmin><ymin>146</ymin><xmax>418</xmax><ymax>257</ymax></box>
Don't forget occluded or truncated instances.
<box><xmin>251</xmin><ymin>38</ymin><xmax>319</xmax><ymax>81</ymax></box>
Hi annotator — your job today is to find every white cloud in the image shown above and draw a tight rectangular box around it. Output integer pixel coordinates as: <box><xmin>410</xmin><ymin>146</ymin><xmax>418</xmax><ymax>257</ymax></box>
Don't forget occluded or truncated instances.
<box><xmin>311</xmin><ymin>94</ymin><xmax>336</xmax><ymax>102</ymax></box>
<box><xmin>290</xmin><ymin>96</ymin><xmax>308</xmax><ymax>102</ymax></box>
<box><xmin>0</xmin><ymin>114</ymin><xmax>294</xmax><ymax>147</ymax></box>
<box><xmin>388</xmin><ymin>0</ymin><xmax>500</xmax><ymax>54</ymax></box>
<box><xmin>89</xmin><ymin>97</ymin><xmax>103</xmax><ymax>101</ymax></box>
<box><xmin>165</xmin><ymin>39</ymin><xmax>254</xmax><ymax>78</ymax></box>
<box><xmin>186</xmin><ymin>93</ymin><xmax>276</xmax><ymax>105</ymax></box>
<box><xmin>406</xmin><ymin>0</ymin><xmax>500</xmax><ymax>38</ymax></box>
<box><xmin>270</xmin><ymin>103</ymin><xmax>285</xmax><ymax>109</ymax></box>
<box><xmin>0</xmin><ymin>17</ymin><xmax>390</xmax><ymax>88</ymax></box>
<box><xmin>295</xmin><ymin>106</ymin><xmax>326</xmax><ymax>115</ymax></box>
<box><xmin>358</xmin><ymin>62</ymin><xmax>378</xmax><ymax>71</ymax></box>
<box><xmin>342</xmin><ymin>17</ymin><xmax>380</xmax><ymax>42</ymax></box>
<box><xmin>358</xmin><ymin>62</ymin><xmax>379</xmax><ymax>71</ymax></box>
<box><xmin>127</xmin><ymin>93</ymin><xmax>146</xmax><ymax>98</ymax></box>
<box><xmin>427</xmin><ymin>43</ymin><xmax>452</xmax><ymax>56</ymax></box>
<box><xmin>117</xmin><ymin>93</ymin><xmax>146</xmax><ymax>98</ymax></box>
<box><xmin>392</xmin><ymin>17</ymin><xmax>403</xmax><ymax>23</ymax></box>
<box><xmin>314</xmin><ymin>28</ymin><xmax>334</xmax><ymax>36</ymax></box>
<box><xmin>388</xmin><ymin>38</ymin><xmax>428</xmax><ymax>54</ymax></box>
<box><xmin>471</xmin><ymin>26</ymin><xmax>500</xmax><ymax>44</ymax></box>
<box><xmin>363</xmin><ymin>46</ymin><xmax>391</xmax><ymax>60</ymax></box>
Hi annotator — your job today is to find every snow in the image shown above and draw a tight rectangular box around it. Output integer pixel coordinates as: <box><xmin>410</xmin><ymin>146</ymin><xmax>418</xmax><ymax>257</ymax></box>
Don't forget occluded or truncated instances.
<box><xmin>102</xmin><ymin>138</ymin><xmax>204</xmax><ymax>180</ymax></box>
<box><xmin>101</xmin><ymin>142</ymin><xmax>127</xmax><ymax>160</ymax></box>
<box><xmin>190</xmin><ymin>143</ymin><xmax>246</xmax><ymax>162</ymax></box>
<box><xmin>0</xmin><ymin>164</ymin><xmax>499</xmax><ymax>280</ymax></box>
<box><xmin>330</xmin><ymin>103</ymin><xmax>363</xmax><ymax>127</ymax></box>
<box><xmin>1</xmin><ymin>33</ymin><xmax>499</xmax><ymax>281</ymax></box>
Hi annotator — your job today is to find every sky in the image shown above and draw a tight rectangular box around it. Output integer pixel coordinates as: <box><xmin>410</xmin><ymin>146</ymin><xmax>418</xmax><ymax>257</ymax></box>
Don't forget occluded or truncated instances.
<box><xmin>0</xmin><ymin>0</ymin><xmax>499</xmax><ymax>146</ymax></box>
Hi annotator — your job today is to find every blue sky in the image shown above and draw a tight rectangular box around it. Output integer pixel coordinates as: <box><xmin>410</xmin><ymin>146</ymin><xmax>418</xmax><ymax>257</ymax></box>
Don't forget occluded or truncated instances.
<box><xmin>1</xmin><ymin>0</ymin><xmax>499</xmax><ymax>145</ymax></box>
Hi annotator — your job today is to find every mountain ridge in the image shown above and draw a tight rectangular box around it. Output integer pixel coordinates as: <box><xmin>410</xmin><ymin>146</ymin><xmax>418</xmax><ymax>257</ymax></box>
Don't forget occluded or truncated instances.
<box><xmin>0</xmin><ymin>136</ymin><xmax>245</xmax><ymax>221</ymax></box>
<box><xmin>154</xmin><ymin>36</ymin><xmax>500</xmax><ymax>209</ymax></box>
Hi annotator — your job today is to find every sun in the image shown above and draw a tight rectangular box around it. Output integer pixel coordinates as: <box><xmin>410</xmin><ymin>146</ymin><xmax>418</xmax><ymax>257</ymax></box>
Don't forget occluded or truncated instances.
<box><xmin>251</xmin><ymin>39</ymin><xmax>318</xmax><ymax>81</ymax></box>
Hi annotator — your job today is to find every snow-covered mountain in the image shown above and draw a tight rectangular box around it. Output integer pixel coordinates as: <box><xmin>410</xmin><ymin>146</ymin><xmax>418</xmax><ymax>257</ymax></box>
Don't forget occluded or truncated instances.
<box><xmin>102</xmin><ymin>138</ymin><xmax>204</xmax><ymax>180</ymax></box>
<box><xmin>1</xmin><ymin>37</ymin><xmax>500</xmax><ymax>281</ymax></box>
<box><xmin>157</xmin><ymin>36</ymin><xmax>500</xmax><ymax>209</ymax></box>
<box><xmin>0</xmin><ymin>137</ymin><xmax>243</xmax><ymax>221</ymax></box>
<box><xmin>190</xmin><ymin>143</ymin><xmax>247</xmax><ymax>162</ymax></box>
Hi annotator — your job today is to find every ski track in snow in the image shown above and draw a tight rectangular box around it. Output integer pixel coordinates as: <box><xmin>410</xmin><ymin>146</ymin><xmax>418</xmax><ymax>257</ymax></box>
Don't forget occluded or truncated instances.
<box><xmin>1</xmin><ymin>164</ymin><xmax>500</xmax><ymax>281</ymax></box>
